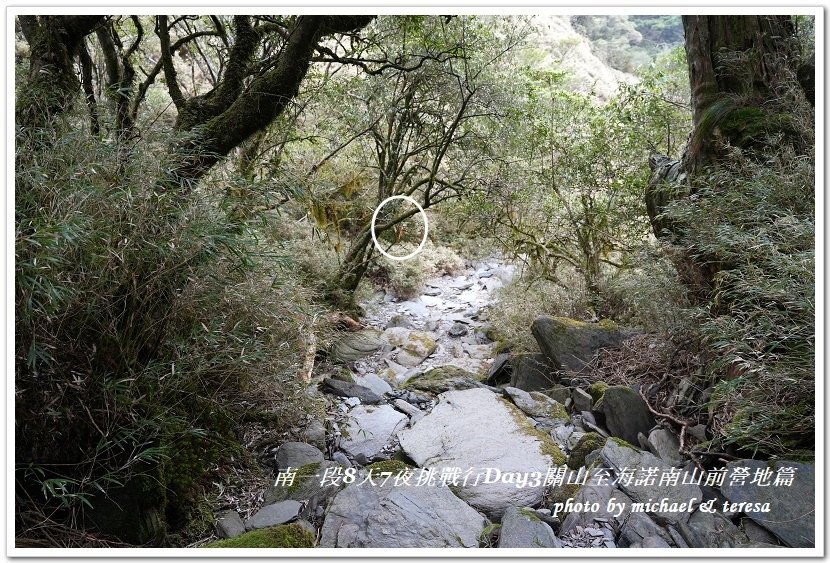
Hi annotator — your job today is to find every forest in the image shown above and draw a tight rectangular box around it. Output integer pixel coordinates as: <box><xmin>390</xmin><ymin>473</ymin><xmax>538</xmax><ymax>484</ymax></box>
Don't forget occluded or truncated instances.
<box><xmin>14</xmin><ymin>13</ymin><xmax>816</xmax><ymax>550</ymax></box>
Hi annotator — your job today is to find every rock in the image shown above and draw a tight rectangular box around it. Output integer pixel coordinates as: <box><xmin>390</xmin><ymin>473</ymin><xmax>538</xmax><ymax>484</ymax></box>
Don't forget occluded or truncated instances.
<box><xmin>448</xmin><ymin>322</ymin><xmax>469</xmax><ymax>338</ymax></box>
<box><xmin>567</xmin><ymin>433</ymin><xmax>606</xmax><ymax>469</ymax></box>
<box><xmin>340</xmin><ymin>405</ymin><xmax>408</xmax><ymax>461</ymax></box>
<box><xmin>398</xmin><ymin>300</ymin><xmax>429</xmax><ymax>317</ymax></box>
<box><xmin>398</xmin><ymin>388</ymin><xmax>565</xmax><ymax>518</ymax></box>
<box><xmin>687</xmin><ymin>509</ymin><xmax>751</xmax><ymax>548</ymax></box>
<box><xmin>322</xmin><ymin>378</ymin><xmax>382</xmax><ymax>404</ymax></box>
<box><xmin>646</xmin><ymin>428</ymin><xmax>684</xmax><ymax>466</ymax></box>
<box><xmin>330</xmin><ymin>329</ymin><xmax>383</xmax><ymax>363</ymax></box>
<box><xmin>300</xmin><ymin>419</ymin><xmax>326</xmax><ymax>451</ymax></box>
<box><xmin>403</xmin><ymin>365</ymin><xmax>484</xmax><ymax>394</ymax></box>
<box><xmin>275</xmin><ymin>442</ymin><xmax>324</xmax><ymax>472</ymax></box>
<box><xmin>215</xmin><ymin>510</ymin><xmax>246</xmax><ymax>539</ymax></box>
<box><xmin>353</xmin><ymin>373</ymin><xmax>393</xmax><ymax>397</ymax></box>
<box><xmin>245</xmin><ymin>500</ymin><xmax>302</xmax><ymax>530</ymax></box>
<box><xmin>498</xmin><ymin>506</ymin><xmax>562</xmax><ymax>548</ymax></box>
<box><xmin>542</xmin><ymin>385</ymin><xmax>572</xmax><ymax>404</ymax></box>
<box><xmin>572</xmin><ymin>388</ymin><xmax>593</xmax><ymax>412</ymax></box>
<box><xmin>486</xmin><ymin>353</ymin><xmax>512</xmax><ymax>386</ymax></box>
<box><xmin>599</xmin><ymin>439</ymin><xmax>701</xmax><ymax>525</ymax></box>
<box><xmin>593</xmin><ymin>386</ymin><xmax>655</xmax><ymax>445</ymax></box>
<box><xmin>392</xmin><ymin>398</ymin><xmax>424</xmax><ymax>423</ymax></box>
<box><xmin>265</xmin><ymin>461</ymin><xmax>345</xmax><ymax>518</ymax></box>
<box><xmin>531</xmin><ymin>316</ymin><xmax>637</xmax><ymax>373</ymax></box>
<box><xmin>343</xmin><ymin>397</ymin><xmax>360</xmax><ymax>407</ymax></box>
<box><xmin>320</xmin><ymin>478</ymin><xmax>486</xmax><ymax>547</ymax></box>
<box><xmin>386</xmin><ymin>314</ymin><xmax>414</xmax><ymax>329</ymax></box>
<box><xmin>503</xmin><ymin>387</ymin><xmax>569</xmax><ymax>424</ymax></box>
<box><xmin>423</xmin><ymin>287</ymin><xmax>442</xmax><ymax>296</ymax></box>
<box><xmin>741</xmin><ymin>518</ymin><xmax>779</xmax><ymax>545</ymax></box>
<box><xmin>509</xmin><ymin>353</ymin><xmax>557</xmax><ymax>392</ymax></box>
<box><xmin>719</xmin><ymin>459</ymin><xmax>814</xmax><ymax>547</ymax></box>
<box><xmin>332</xmin><ymin>452</ymin><xmax>352</xmax><ymax>467</ymax></box>
<box><xmin>464</xmin><ymin>343</ymin><xmax>495</xmax><ymax>359</ymax></box>
<box><xmin>642</xmin><ymin>535</ymin><xmax>671</xmax><ymax>548</ymax></box>
<box><xmin>382</xmin><ymin>327</ymin><xmax>437</xmax><ymax>367</ymax></box>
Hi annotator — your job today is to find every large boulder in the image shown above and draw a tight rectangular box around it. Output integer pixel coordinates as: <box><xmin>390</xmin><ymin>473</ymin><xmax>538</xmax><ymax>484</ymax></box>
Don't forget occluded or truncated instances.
<box><xmin>322</xmin><ymin>378</ymin><xmax>383</xmax><ymax>404</ymax></box>
<box><xmin>509</xmin><ymin>353</ymin><xmax>558</xmax><ymax>391</ymax></box>
<box><xmin>398</xmin><ymin>387</ymin><xmax>565</xmax><ymax>518</ymax></box>
<box><xmin>402</xmin><ymin>365</ymin><xmax>484</xmax><ymax>394</ymax></box>
<box><xmin>502</xmin><ymin>387</ymin><xmax>569</xmax><ymax>427</ymax></box>
<box><xmin>245</xmin><ymin>501</ymin><xmax>302</xmax><ymax>530</ymax></box>
<box><xmin>382</xmin><ymin>327</ymin><xmax>437</xmax><ymax>367</ymax></box>
<box><xmin>275</xmin><ymin>442</ymin><xmax>324</xmax><ymax>472</ymax></box>
<box><xmin>339</xmin><ymin>405</ymin><xmax>408</xmax><ymax>462</ymax></box>
<box><xmin>593</xmin><ymin>386</ymin><xmax>655</xmax><ymax>445</ymax></box>
<box><xmin>599</xmin><ymin>439</ymin><xmax>701</xmax><ymax>525</ymax></box>
<box><xmin>720</xmin><ymin>459</ymin><xmax>814</xmax><ymax>548</ymax></box>
<box><xmin>320</xmin><ymin>478</ymin><xmax>486</xmax><ymax>547</ymax></box>
<box><xmin>330</xmin><ymin>329</ymin><xmax>383</xmax><ymax>363</ymax></box>
<box><xmin>498</xmin><ymin>506</ymin><xmax>562</xmax><ymax>548</ymax></box>
<box><xmin>531</xmin><ymin>316</ymin><xmax>636</xmax><ymax>373</ymax></box>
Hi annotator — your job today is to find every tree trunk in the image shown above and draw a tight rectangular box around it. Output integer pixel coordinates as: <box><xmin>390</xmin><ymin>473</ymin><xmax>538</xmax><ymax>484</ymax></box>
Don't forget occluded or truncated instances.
<box><xmin>16</xmin><ymin>16</ymin><xmax>104</xmax><ymax>139</ymax></box>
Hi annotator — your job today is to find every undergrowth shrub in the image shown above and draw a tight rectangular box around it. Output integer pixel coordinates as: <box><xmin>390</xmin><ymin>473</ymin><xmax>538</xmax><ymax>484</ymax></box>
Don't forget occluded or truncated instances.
<box><xmin>665</xmin><ymin>142</ymin><xmax>814</xmax><ymax>458</ymax></box>
<box><xmin>15</xmin><ymin>120</ymin><xmax>317</xmax><ymax>545</ymax></box>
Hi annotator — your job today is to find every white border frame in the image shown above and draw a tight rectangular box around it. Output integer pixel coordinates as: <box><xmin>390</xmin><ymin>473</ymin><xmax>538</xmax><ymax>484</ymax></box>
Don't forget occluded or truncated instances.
<box><xmin>5</xmin><ymin>3</ymin><xmax>824</xmax><ymax>561</ymax></box>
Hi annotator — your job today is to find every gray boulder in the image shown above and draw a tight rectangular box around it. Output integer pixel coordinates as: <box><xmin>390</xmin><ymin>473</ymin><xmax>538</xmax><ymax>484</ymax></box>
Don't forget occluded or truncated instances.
<box><xmin>593</xmin><ymin>386</ymin><xmax>655</xmax><ymax>445</ymax></box>
<box><xmin>646</xmin><ymin>428</ymin><xmax>684</xmax><ymax>466</ymax></box>
<box><xmin>499</xmin><ymin>506</ymin><xmax>562</xmax><ymax>548</ymax></box>
<box><xmin>398</xmin><ymin>387</ymin><xmax>565</xmax><ymax>518</ymax></box>
<box><xmin>720</xmin><ymin>459</ymin><xmax>814</xmax><ymax>548</ymax></box>
<box><xmin>340</xmin><ymin>404</ymin><xmax>408</xmax><ymax>461</ymax></box>
<box><xmin>330</xmin><ymin>329</ymin><xmax>383</xmax><ymax>363</ymax></box>
<box><xmin>382</xmin><ymin>327</ymin><xmax>437</xmax><ymax>367</ymax></box>
<box><xmin>245</xmin><ymin>500</ymin><xmax>302</xmax><ymax>530</ymax></box>
<box><xmin>215</xmin><ymin>510</ymin><xmax>246</xmax><ymax>539</ymax></box>
<box><xmin>642</xmin><ymin>535</ymin><xmax>671</xmax><ymax>548</ymax></box>
<box><xmin>531</xmin><ymin>316</ymin><xmax>637</xmax><ymax>373</ymax></box>
<box><xmin>503</xmin><ymin>387</ymin><xmax>569</xmax><ymax>425</ymax></box>
<box><xmin>687</xmin><ymin>509</ymin><xmax>751</xmax><ymax>548</ymax></box>
<box><xmin>353</xmin><ymin>373</ymin><xmax>393</xmax><ymax>397</ymax></box>
<box><xmin>510</xmin><ymin>353</ymin><xmax>557</xmax><ymax>392</ymax></box>
<box><xmin>275</xmin><ymin>442</ymin><xmax>324</xmax><ymax>472</ymax></box>
<box><xmin>320</xmin><ymin>478</ymin><xmax>486</xmax><ymax>547</ymax></box>
<box><xmin>403</xmin><ymin>365</ymin><xmax>484</xmax><ymax>394</ymax></box>
<box><xmin>265</xmin><ymin>461</ymin><xmax>346</xmax><ymax>519</ymax></box>
<box><xmin>322</xmin><ymin>378</ymin><xmax>383</xmax><ymax>404</ymax></box>
<box><xmin>599</xmin><ymin>439</ymin><xmax>701</xmax><ymax>525</ymax></box>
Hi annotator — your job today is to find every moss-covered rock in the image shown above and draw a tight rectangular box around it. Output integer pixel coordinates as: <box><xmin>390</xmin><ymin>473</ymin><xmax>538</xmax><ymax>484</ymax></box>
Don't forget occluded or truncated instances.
<box><xmin>567</xmin><ymin>433</ymin><xmax>607</xmax><ymax>469</ymax></box>
<box><xmin>206</xmin><ymin>524</ymin><xmax>315</xmax><ymax>548</ymax></box>
<box><xmin>499</xmin><ymin>397</ymin><xmax>566</xmax><ymax>465</ymax></box>
<box><xmin>366</xmin><ymin>459</ymin><xmax>411</xmax><ymax>475</ymax></box>
<box><xmin>530</xmin><ymin>316</ymin><xmax>637</xmax><ymax>373</ymax></box>
<box><xmin>548</xmin><ymin>482</ymin><xmax>581</xmax><ymax>515</ymax></box>
<box><xmin>588</xmin><ymin>381</ymin><xmax>609</xmax><ymax>404</ymax></box>
<box><xmin>402</xmin><ymin>365</ymin><xmax>483</xmax><ymax>394</ymax></box>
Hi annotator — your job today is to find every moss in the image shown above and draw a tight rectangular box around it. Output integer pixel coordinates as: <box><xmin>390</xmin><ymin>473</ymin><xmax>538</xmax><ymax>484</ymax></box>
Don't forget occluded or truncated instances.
<box><xmin>609</xmin><ymin>436</ymin><xmax>636</xmax><ymax>449</ymax></box>
<box><xmin>530</xmin><ymin>392</ymin><xmax>570</xmax><ymax>421</ymax></box>
<box><xmin>588</xmin><ymin>381</ymin><xmax>609</xmax><ymax>404</ymax></box>
<box><xmin>499</xmin><ymin>398</ymin><xmax>566</xmax><ymax>465</ymax></box>
<box><xmin>206</xmin><ymin>524</ymin><xmax>315</xmax><ymax>548</ymax></box>
<box><xmin>401</xmin><ymin>365</ymin><xmax>480</xmax><ymax>390</ymax></box>
<box><xmin>331</xmin><ymin>368</ymin><xmax>355</xmax><ymax>383</ymax></box>
<box><xmin>286</xmin><ymin>462</ymin><xmax>322</xmax><ymax>492</ymax></box>
<box><xmin>720</xmin><ymin>106</ymin><xmax>798</xmax><ymax>148</ymax></box>
<box><xmin>567</xmin><ymin>433</ymin><xmax>607</xmax><ymax>469</ymax></box>
<box><xmin>366</xmin><ymin>459</ymin><xmax>410</xmax><ymax>475</ymax></box>
<box><xmin>597</xmin><ymin>319</ymin><xmax>619</xmax><ymax>330</ymax></box>
<box><xmin>548</xmin><ymin>482</ymin><xmax>581</xmax><ymax>516</ymax></box>
<box><xmin>164</xmin><ymin>496</ymin><xmax>214</xmax><ymax>547</ymax></box>
<box><xmin>517</xmin><ymin>507</ymin><xmax>541</xmax><ymax>522</ymax></box>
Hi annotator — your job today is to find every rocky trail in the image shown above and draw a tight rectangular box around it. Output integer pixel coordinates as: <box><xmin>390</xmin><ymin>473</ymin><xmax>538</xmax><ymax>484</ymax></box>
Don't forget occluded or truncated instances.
<box><xmin>212</xmin><ymin>259</ymin><xmax>815</xmax><ymax>550</ymax></box>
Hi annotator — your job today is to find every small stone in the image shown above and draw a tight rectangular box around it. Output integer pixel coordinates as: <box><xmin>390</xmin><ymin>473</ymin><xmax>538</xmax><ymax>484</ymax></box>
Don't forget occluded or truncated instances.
<box><xmin>572</xmin><ymin>388</ymin><xmax>593</xmax><ymax>412</ymax></box>
<box><xmin>332</xmin><ymin>452</ymin><xmax>352</xmax><ymax>467</ymax></box>
<box><xmin>344</xmin><ymin>397</ymin><xmax>361</xmax><ymax>407</ymax></box>
<box><xmin>448</xmin><ymin>322</ymin><xmax>469</xmax><ymax>338</ymax></box>
<box><xmin>215</xmin><ymin>510</ymin><xmax>246</xmax><ymax>539</ymax></box>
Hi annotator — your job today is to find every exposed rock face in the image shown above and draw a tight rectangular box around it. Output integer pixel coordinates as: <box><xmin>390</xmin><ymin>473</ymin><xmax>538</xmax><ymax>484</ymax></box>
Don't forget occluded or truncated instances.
<box><xmin>599</xmin><ymin>439</ymin><xmax>701</xmax><ymax>525</ymax></box>
<box><xmin>531</xmin><ymin>316</ymin><xmax>637</xmax><ymax>373</ymax></box>
<box><xmin>339</xmin><ymin>405</ymin><xmax>408</xmax><ymax>461</ymax></box>
<box><xmin>398</xmin><ymin>387</ymin><xmax>564</xmax><ymax>518</ymax></box>
<box><xmin>498</xmin><ymin>506</ymin><xmax>562</xmax><ymax>548</ymax></box>
<box><xmin>320</xmin><ymin>479</ymin><xmax>486</xmax><ymax>547</ymax></box>
<box><xmin>720</xmin><ymin>459</ymin><xmax>814</xmax><ymax>548</ymax></box>
<box><xmin>330</xmin><ymin>329</ymin><xmax>383</xmax><ymax>363</ymax></box>
<box><xmin>593</xmin><ymin>386</ymin><xmax>655</xmax><ymax>445</ymax></box>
